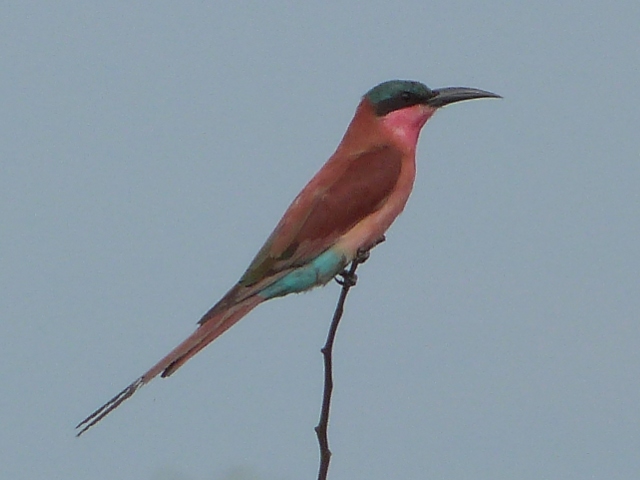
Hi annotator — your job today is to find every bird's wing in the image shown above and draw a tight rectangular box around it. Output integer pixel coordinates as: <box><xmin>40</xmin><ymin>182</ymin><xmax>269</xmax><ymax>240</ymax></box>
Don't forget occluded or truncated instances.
<box><xmin>200</xmin><ymin>144</ymin><xmax>402</xmax><ymax>324</ymax></box>
<box><xmin>243</xmin><ymin>144</ymin><xmax>403</xmax><ymax>283</ymax></box>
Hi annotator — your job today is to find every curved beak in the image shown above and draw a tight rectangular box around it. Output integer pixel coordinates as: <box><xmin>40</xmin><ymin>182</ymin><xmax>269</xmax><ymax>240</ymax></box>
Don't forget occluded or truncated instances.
<box><xmin>427</xmin><ymin>87</ymin><xmax>501</xmax><ymax>108</ymax></box>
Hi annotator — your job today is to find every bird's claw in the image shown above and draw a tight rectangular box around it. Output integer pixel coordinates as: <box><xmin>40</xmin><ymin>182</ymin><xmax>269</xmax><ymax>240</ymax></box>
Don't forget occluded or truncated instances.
<box><xmin>334</xmin><ymin>235</ymin><xmax>385</xmax><ymax>286</ymax></box>
<box><xmin>335</xmin><ymin>270</ymin><xmax>358</xmax><ymax>287</ymax></box>
<box><xmin>355</xmin><ymin>235</ymin><xmax>386</xmax><ymax>264</ymax></box>
<box><xmin>354</xmin><ymin>248</ymin><xmax>371</xmax><ymax>264</ymax></box>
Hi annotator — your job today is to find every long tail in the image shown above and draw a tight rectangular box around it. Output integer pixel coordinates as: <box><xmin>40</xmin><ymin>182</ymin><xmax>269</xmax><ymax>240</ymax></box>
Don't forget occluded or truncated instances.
<box><xmin>75</xmin><ymin>295</ymin><xmax>263</xmax><ymax>436</ymax></box>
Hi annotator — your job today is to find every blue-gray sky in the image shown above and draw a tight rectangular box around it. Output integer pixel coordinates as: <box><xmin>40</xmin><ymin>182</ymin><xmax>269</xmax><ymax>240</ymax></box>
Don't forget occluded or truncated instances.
<box><xmin>2</xmin><ymin>2</ymin><xmax>639</xmax><ymax>479</ymax></box>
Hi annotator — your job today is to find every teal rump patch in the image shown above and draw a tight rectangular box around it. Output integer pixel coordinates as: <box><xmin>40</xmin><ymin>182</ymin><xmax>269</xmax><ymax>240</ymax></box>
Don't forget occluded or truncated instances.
<box><xmin>260</xmin><ymin>249</ymin><xmax>347</xmax><ymax>299</ymax></box>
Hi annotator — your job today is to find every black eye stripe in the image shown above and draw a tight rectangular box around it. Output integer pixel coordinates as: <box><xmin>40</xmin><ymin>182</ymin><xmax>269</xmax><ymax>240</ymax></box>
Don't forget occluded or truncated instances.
<box><xmin>375</xmin><ymin>92</ymin><xmax>424</xmax><ymax>116</ymax></box>
<box><xmin>365</xmin><ymin>80</ymin><xmax>436</xmax><ymax>116</ymax></box>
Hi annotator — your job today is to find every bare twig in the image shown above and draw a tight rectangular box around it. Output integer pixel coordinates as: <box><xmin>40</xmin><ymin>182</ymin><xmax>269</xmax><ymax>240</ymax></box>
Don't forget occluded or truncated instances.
<box><xmin>315</xmin><ymin>236</ymin><xmax>385</xmax><ymax>480</ymax></box>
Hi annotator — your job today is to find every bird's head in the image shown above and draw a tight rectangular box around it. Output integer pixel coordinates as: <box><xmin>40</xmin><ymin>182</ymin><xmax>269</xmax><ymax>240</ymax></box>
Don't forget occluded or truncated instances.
<box><xmin>364</xmin><ymin>80</ymin><xmax>500</xmax><ymax>146</ymax></box>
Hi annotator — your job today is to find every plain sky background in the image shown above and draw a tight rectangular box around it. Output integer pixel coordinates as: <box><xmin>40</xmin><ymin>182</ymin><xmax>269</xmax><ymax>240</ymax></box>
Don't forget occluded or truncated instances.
<box><xmin>1</xmin><ymin>2</ymin><xmax>639</xmax><ymax>479</ymax></box>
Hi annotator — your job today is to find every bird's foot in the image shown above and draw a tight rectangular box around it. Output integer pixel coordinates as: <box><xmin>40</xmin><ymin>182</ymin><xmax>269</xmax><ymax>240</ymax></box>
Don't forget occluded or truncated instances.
<box><xmin>354</xmin><ymin>248</ymin><xmax>371</xmax><ymax>264</ymax></box>
<box><xmin>335</xmin><ymin>270</ymin><xmax>358</xmax><ymax>287</ymax></box>
<box><xmin>334</xmin><ymin>235</ymin><xmax>386</xmax><ymax>287</ymax></box>
<box><xmin>355</xmin><ymin>235</ymin><xmax>386</xmax><ymax>264</ymax></box>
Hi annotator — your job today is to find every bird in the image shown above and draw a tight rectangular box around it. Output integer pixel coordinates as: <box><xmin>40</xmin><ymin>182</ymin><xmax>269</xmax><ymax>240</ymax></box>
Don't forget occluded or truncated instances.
<box><xmin>76</xmin><ymin>79</ymin><xmax>500</xmax><ymax>436</ymax></box>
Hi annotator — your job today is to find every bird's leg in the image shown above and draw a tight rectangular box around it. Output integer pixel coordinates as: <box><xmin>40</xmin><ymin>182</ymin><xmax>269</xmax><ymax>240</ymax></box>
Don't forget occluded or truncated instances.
<box><xmin>355</xmin><ymin>235</ymin><xmax>386</xmax><ymax>264</ymax></box>
<box><xmin>335</xmin><ymin>235</ymin><xmax>386</xmax><ymax>286</ymax></box>
<box><xmin>354</xmin><ymin>234</ymin><xmax>387</xmax><ymax>265</ymax></box>
<box><xmin>335</xmin><ymin>271</ymin><xmax>357</xmax><ymax>287</ymax></box>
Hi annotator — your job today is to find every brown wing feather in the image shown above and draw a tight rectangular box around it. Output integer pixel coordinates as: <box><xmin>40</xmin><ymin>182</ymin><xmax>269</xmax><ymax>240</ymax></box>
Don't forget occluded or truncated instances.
<box><xmin>294</xmin><ymin>145</ymin><xmax>402</xmax><ymax>244</ymax></box>
<box><xmin>239</xmin><ymin>144</ymin><xmax>403</xmax><ymax>287</ymax></box>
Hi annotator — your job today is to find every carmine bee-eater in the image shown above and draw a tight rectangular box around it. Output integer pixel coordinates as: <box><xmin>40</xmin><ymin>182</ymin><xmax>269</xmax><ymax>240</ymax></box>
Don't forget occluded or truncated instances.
<box><xmin>76</xmin><ymin>79</ymin><xmax>500</xmax><ymax>436</ymax></box>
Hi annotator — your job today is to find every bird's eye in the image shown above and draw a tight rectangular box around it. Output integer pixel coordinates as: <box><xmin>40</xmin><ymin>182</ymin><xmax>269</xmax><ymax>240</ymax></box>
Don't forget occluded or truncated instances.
<box><xmin>401</xmin><ymin>91</ymin><xmax>412</xmax><ymax>102</ymax></box>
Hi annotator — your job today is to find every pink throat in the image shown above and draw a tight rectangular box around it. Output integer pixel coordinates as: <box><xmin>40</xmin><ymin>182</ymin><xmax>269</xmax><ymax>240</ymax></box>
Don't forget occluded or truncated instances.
<box><xmin>380</xmin><ymin>104</ymin><xmax>437</xmax><ymax>151</ymax></box>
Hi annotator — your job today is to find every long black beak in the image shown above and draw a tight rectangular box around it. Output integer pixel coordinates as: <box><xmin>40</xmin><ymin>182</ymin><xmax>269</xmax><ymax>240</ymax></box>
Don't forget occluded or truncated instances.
<box><xmin>427</xmin><ymin>87</ymin><xmax>501</xmax><ymax>108</ymax></box>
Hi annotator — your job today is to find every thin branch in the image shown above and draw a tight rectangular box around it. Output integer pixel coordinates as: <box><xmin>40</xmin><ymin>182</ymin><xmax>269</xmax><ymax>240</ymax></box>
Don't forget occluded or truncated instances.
<box><xmin>315</xmin><ymin>236</ymin><xmax>385</xmax><ymax>480</ymax></box>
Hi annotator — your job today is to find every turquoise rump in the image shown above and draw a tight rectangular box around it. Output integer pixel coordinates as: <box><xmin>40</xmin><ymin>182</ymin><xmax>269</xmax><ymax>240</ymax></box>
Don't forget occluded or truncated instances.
<box><xmin>260</xmin><ymin>249</ymin><xmax>347</xmax><ymax>299</ymax></box>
